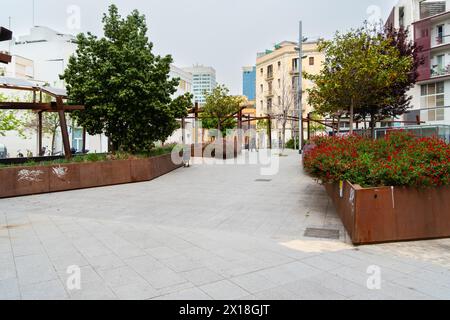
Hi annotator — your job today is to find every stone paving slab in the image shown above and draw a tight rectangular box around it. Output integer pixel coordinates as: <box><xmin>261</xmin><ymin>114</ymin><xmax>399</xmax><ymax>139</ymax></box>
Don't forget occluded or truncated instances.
<box><xmin>0</xmin><ymin>150</ymin><xmax>449</xmax><ymax>300</ymax></box>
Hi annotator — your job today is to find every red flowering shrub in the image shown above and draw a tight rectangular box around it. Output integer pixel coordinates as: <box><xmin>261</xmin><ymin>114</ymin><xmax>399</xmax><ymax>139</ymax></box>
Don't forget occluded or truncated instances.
<box><xmin>303</xmin><ymin>131</ymin><xmax>450</xmax><ymax>188</ymax></box>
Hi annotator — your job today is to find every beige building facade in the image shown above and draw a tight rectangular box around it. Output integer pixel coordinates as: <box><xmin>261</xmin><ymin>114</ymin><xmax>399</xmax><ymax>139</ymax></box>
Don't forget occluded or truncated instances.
<box><xmin>256</xmin><ymin>41</ymin><xmax>324</xmax><ymax>146</ymax></box>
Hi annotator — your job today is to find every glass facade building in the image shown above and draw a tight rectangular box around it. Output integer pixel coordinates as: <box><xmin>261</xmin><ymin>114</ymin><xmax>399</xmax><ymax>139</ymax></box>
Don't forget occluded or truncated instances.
<box><xmin>242</xmin><ymin>66</ymin><xmax>256</xmax><ymax>101</ymax></box>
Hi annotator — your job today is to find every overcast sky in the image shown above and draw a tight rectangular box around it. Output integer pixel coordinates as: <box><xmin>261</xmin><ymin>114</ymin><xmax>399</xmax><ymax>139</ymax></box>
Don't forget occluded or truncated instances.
<box><xmin>1</xmin><ymin>0</ymin><xmax>397</xmax><ymax>94</ymax></box>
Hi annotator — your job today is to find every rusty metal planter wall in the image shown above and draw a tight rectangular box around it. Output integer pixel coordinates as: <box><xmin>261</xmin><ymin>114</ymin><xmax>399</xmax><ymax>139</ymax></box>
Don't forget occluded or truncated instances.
<box><xmin>325</xmin><ymin>181</ymin><xmax>450</xmax><ymax>245</ymax></box>
<box><xmin>0</xmin><ymin>155</ymin><xmax>182</xmax><ymax>199</ymax></box>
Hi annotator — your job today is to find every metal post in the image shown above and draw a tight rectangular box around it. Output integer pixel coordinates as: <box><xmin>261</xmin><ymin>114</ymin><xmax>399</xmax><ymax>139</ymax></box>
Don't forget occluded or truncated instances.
<box><xmin>37</xmin><ymin>111</ymin><xmax>42</xmax><ymax>156</ymax></box>
<box><xmin>268</xmin><ymin>117</ymin><xmax>272</xmax><ymax>149</ymax></box>
<box><xmin>298</xmin><ymin>20</ymin><xmax>304</xmax><ymax>154</ymax></box>
<box><xmin>307</xmin><ymin>112</ymin><xmax>311</xmax><ymax>141</ymax></box>
<box><xmin>194</xmin><ymin>102</ymin><xmax>199</xmax><ymax>145</ymax></box>
<box><xmin>57</xmin><ymin>97</ymin><xmax>72</xmax><ymax>159</ymax></box>
<box><xmin>82</xmin><ymin>127</ymin><xmax>87</xmax><ymax>154</ymax></box>
<box><xmin>181</xmin><ymin>117</ymin><xmax>186</xmax><ymax>145</ymax></box>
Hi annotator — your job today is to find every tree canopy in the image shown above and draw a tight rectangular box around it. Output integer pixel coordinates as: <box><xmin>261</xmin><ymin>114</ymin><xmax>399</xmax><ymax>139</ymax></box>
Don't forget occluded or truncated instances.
<box><xmin>62</xmin><ymin>5</ymin><xmax>192</xmax><ymax>153</ymax></box>
<box><xmin>305</xmin><ymin>25</ymin><xmax>421</xmax><ymax>135</ymax></box>
<box><xmin>202</xmin><ymin>85</ymin><xmax>245</xmax><ymax>136</ymax></box>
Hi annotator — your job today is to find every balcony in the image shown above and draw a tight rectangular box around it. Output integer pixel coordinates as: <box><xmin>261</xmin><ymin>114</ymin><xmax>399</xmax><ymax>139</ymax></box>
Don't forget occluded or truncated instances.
<box><xmin>289</xmin><ymin>68</ymin><xmax>299</xmax><ymax>75</ymax></box>
<box><xmin>265</xmin><ymin>90</ymin><xmax>274</xmax><ymax>98</ymax></box>
<box><xmin>431</xmin><ymin>64</ymin><xmax>450</xmax><ymax>78</ymax></box>
<box><xmin>432</xmin><ymin>34</ymin><xmax>450</xmax><ymax>48</ymax></box>
<box><xmin>265</xmin><ymin>73</ymin><xmax>274</xmax><ymax>81</ymax></box>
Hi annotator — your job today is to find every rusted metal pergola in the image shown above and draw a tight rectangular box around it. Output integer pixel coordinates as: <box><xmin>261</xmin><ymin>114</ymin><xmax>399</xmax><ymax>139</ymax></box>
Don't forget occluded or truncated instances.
<box><xmin>0</xmin><ymin>77</ymin><xmax>84</xmax><ymax>159</ymax></box>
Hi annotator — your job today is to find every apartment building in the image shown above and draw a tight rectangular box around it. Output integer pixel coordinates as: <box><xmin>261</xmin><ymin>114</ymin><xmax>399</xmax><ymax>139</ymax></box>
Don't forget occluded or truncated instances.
<box><xmin>181</xmin><ymin>65</ymin><xmax>216</xmax><ymax>105</ymax></box>
<box><xmin>387</xmin><ymin>0</ymin><xmax>450</xmax><ymax>126</ymax></box>
<box><xmin>256</xmin><ymin>40</ymin><xmax>324</xmax><ymax>145</ymax></box>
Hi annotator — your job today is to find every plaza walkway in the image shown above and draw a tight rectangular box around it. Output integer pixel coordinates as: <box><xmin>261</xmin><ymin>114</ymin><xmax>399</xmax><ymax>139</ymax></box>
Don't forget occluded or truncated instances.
<box><xmin>1</xmin><ymin>150</ymin><xmax>450</xmax><ymax>300</ymax></box>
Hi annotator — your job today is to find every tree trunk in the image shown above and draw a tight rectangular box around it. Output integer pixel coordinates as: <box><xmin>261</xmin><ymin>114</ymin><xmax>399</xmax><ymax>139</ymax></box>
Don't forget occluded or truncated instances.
<box><xmin>349</xmin><ymin>98</ymin><xmax>354</xmax><ymax>135</ymax></box>
<box><xmin>337</xmin><ymin>116</ymin><xmax>341</xmax><ymax>134</ymax></box>
<box><xmin>51</xmin><ymin>130</ymin><xmax>56</xmax><ymax>156</ymax></box>
<box><xmin>370</xmin><ymin>114</ymin><xmax>376</xmax><ymax>140</ymax></box>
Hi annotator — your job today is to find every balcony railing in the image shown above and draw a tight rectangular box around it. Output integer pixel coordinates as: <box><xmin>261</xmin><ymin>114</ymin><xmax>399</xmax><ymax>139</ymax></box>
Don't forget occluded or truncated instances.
<box><xmin>431</xmin><ymin>64</ymin><xmax>450</xmax><ymax>77</ymax></box>
<box><xmin>433</xmin><ymin>35</ymin><xmax>450</xmax><ymax>47</ymax></box>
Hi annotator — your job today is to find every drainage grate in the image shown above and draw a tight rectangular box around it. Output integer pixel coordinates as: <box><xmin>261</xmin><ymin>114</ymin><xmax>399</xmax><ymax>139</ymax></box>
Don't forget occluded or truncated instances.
<box><xmin>304</xmin><ymin>228</ymin><xmax>340</xmax><ymax>240</ymax></box>
<box><xmin>255</xmin><ymin>179</ymin><xmax>272</xmax><ymax>182</ymax></box>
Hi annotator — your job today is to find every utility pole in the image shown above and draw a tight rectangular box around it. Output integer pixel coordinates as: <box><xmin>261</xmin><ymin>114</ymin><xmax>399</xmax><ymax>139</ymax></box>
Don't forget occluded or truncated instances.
<box><xmin>298</xmin><ymin>21</ymin><xmax>304</xmax><ymax>154</ymax></box>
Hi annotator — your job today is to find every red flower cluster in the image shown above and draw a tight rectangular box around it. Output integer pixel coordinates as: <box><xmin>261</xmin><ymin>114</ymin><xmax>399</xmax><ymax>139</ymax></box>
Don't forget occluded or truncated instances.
<box><xmin>303</xmin><ymin>131</ymin><xmax>450</xmax><ymax>188</ymax></box>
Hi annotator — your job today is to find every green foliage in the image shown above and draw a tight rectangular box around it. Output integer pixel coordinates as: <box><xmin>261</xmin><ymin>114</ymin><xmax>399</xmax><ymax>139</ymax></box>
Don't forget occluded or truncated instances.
<box><xmin>0</xmin><ymin>93</ymin><xmax>22</xmax><ymax>136</ymax></box>
<box><xmin>303</xmin><ymin>131</ymin><xmax>450</xmax><ymax>188</ymax></box>
<box><xmin>202</xmin><ymin>85</ymin><xmax>244</xmax><ymax>135</ymax></box>
<box><xmin>285</xmin><ymin>138</ymin><xmax>299</xmax><ymax>150</ymax></box>
<box><xmin>304</xmin><ymin>25</ymin><xmax>418</xmax><ymax>132</ymax></box>
<box><xmin>0</xmin><ymin>144</ymin><xmax>176</xmax><ymax>169</ymax></box>
<box><xmin>62</xmin><ymin>5</ymin><xmax>191</xmax><ymax>153</ymax></box>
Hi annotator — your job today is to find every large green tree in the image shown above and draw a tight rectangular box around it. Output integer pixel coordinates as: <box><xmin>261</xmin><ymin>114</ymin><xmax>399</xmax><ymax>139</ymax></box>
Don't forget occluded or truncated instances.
<box><xmin>305</xmin><ymin>25</ymin><xmax>418</xmax><ymax>137</ymax></box>
<box><xmin>62</xmin><ymin>5</ymin><xmax>192</xmax><ymax>153</ymax></box>
<box><xmin>202</xmin><ymin>85</ymin><xmax>244</xmax><ymax>138</ymax></box>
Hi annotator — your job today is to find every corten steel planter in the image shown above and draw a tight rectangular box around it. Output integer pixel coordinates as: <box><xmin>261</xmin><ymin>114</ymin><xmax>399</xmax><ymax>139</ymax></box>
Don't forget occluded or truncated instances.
<box><xmin>325</xmin><ymin>181</ymin><xmax>450</xmax><ymax>245</ymax></box>
<box><xmin>0</xmin><ymin>155</ymin><xmax>182</xmax><ymax>199</ymax></box>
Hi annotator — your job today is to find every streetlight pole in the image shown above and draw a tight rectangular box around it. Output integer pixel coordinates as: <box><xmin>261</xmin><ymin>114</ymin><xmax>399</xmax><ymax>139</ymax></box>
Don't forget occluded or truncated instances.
<box><xmin>298</xmin><ymin>21</ymin><xmax>304</xmax><ymax>154</ymax></box>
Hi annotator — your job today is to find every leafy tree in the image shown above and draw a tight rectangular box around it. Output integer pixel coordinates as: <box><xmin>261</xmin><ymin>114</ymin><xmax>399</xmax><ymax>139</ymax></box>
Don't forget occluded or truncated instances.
<box><xmin>305</xmin><ymin>25</ymin><xmax>419</xmax><ymax>137</ymax></box>
<box><xmin>202</xmin><ymin>85</ymin><xmax>244</xmax><ymax>139</ymax></box>
<box><xmin>62</xmin><ymin>5</ymin><xmax>191</xmax><ymax>153</ymax></box>
<box><xmin>0</xmin><ymin>93</ymin><xmax>22</xmax><ymax>137</ymax></box>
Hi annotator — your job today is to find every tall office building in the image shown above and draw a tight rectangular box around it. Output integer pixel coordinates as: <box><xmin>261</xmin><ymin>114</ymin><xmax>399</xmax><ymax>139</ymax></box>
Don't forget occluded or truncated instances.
<box><xmin>181</xmin><ymin>65</ymin><xmax>216</xmax><ymax>105</ymax></box>
<box><xmin>242</xmin><ymin>66</ymin><xmax>256</xmax><ymax>101</ymax></box>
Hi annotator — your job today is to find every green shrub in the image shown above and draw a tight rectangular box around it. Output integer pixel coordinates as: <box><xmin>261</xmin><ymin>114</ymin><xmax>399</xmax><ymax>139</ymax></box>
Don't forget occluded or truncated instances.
<box><xmin>303</xmin><ymin>131</ymin><xmax>450</xmax><ymax>188</ymax></box>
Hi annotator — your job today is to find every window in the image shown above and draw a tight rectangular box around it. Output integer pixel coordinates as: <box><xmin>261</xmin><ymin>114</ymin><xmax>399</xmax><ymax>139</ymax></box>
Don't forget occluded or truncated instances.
<box><xmin>267</xmin><ymin>98</ymin><xmax>272</xmax><ymax>111</ymax></box>
<box><xmin>278</xmin><ymin>96</ymin><xmax>281</xmax><ymax>106</ymax></box>
<box><xmin>437</xmin><ymin>25</ymin><xmax>444</xmax><ymax>44</ymax></box>
<box><xmin>309</xmin><ymin>57</ymin><xmax>315</xmax><ymax>66</ymax></box>
<box><xmin>260</xmin><ymin>84</ymin><xmax>263</xmax><ymax>93</ymax></box>
<box><xmin>267</xmin><ymin>65</ymin><xmax>273</xmax><ymax>78</ymax></box>
<box><xmin>278</xmin><ymin>61</ymin><xmax>281</xmax><ymax>70</ymax></box>
<box><xmin>399</xmin><ymin>7</ymin><xmax>405</xmax><ymax>28</ymax></box>
<box><xmin>278</xmin><ymin>79</ymin><xmax>281</xmax><ymax>88</ymax></box>
<box><xmin>292</xmin><ymin>58</ymin><xmax>299</xmax><ymax>72</ymax></box>
<box><xmin>268</xmin><ymin>81</ymin><xmax>273</xmax><ymax>94</ymax></box>
<box><xmin>260</xmin><ymin>100</ymin><xmax>263</xmax><ymax>110</ymax></box>
<box><xmin>421</xmin><ymin>82</ymin><xmax>444</xmax><ymax>109</ymax></box>
<box><xmin>260</xmin><ymin>68</ymin><xmax>263</xmax><ymax>76</ymax></box>
<box><xmin>428</xmin><ymin>108</ymin><xmax>445</xmax><ymax>121</ymax></box>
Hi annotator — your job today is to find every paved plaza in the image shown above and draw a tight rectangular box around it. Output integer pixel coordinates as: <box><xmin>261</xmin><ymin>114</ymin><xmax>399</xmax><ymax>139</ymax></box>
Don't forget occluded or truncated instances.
<box><xmin>1</xmin><ymin>150</ymin><xmax>450</xmax><ymax>300</ymax></box>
